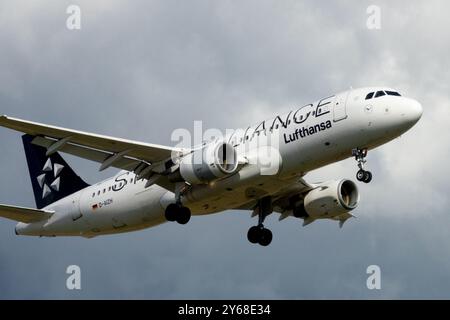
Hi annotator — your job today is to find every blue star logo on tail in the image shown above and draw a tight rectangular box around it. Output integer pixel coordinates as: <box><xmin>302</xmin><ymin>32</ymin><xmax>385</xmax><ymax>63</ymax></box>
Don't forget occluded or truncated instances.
<box><xmin>36</xmin><ymin>158</ymin><xmax>64</xmax><ymax>199</ymax></box>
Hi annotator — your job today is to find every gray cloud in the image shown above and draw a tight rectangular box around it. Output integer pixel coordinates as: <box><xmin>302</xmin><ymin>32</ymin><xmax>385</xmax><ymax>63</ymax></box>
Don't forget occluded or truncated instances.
<box><xmin>1</xmin><ymin>0</ymin><xmax>450</xmax><ymax>299</ymax></box>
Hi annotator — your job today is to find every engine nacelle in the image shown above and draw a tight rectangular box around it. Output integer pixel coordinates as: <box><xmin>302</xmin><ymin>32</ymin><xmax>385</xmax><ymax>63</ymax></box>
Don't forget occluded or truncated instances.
<box><xmin>179</xmin><ymin>141</ymin><xmax>239</xmax><ymax>184</ymax></box>
<box><xmin>303</xmin><ymin>179</ymin><xmax>359</xmax><ymax>218</ymax></box>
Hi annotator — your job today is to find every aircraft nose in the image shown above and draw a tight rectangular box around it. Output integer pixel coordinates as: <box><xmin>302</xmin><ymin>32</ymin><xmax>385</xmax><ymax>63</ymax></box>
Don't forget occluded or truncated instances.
<box><xmin>409</xmin><ymin>99</ymin><xmax>423</xmax><ymax>122</ymax></box>
<box><xmin>401</xmin><ymin>98</ymin><xmax>423</xmax><ymax>127</ymax></box>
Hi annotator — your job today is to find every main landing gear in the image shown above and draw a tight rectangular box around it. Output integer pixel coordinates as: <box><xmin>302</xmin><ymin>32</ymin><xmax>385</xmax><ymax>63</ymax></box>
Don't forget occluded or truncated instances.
<box><xmin>247</xmin><ymin>196</ymin><xmax>273</xmax><ymax>246</ymax></box>
<box><xmin>165</xmin><ymin>203</ymin><xmax>191</xmax><ymax>224</ymax></box>
<box><xmin>352</xmin><ymin>148</ymin><xmax>372</xmax><ymax>183</ymax></box>
<box><xmin>165</xmin><ymin>183</ymin><xmax>192</xmax><ymax>225</ymax></box>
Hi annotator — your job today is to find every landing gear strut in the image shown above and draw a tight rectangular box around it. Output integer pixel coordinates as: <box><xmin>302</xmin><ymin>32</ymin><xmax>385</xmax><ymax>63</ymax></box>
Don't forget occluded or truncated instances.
<box><xmin>165</xmin><ymin>183</ymin><xmax>191</xmax><ymax>225</ymax></box>
<box><xmin>352</xmin><ymin>148</ymin><xmax>372</xmax><ymax>183</ymax></box>
<box><xmin>247</xmin><ymin>196</ymin><xmax>273</xmax><ymax>246</ymax></box>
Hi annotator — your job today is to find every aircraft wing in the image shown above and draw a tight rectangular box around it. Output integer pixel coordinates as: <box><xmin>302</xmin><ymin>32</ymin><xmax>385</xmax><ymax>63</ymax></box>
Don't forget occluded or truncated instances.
<box><xmin>233</xmin><ymin>177</ymin><xmax>323</xmax><ymax>226</ymax></box>
<box><xmin>0</xmin><ymin>116</ymin><xmax>185</xmax><ymax>189</ymax></box>
<box><xmin>233</xmin><ymin>177</ymin><xmax>314</xmax><ymax>212</ymax></box>
<box><xmin>0</xmin><ymin>204</ymin><xmax>54</xmax><ymax>223</ymax></box>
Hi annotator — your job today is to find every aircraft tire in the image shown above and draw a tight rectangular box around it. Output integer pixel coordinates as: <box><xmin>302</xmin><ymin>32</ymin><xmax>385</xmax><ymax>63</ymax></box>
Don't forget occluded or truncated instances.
<box><xmin>247</xmin><ymin>226</ymin><xmax>261</xmax><ymax>244</ymax></box>
<box><xmin>176</xmin><ymin>206</ymin><xmax>191</xmax><ymax>225</ymax></box>
<box><xmin>356</xmin><ymin>169</ymin><xmax>366</xmax><ymax>182</ymax></box>
<box><xmin>165</xmin><ymin>203</ymin><xmax>178</xmax><ymax>222</ymax></box>
<box><xmin>258</xmin><ymin>228</ymin><xmax>273</xmax><ymax>246</ymax></box>
<box><xmin>363</xmin><ymin>171</ymin><xmax>372</xmax><ymax>183</ymax></box>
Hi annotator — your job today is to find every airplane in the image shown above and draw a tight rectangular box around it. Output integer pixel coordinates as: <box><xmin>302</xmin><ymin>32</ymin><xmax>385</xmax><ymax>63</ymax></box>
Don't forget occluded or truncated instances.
<box><xmin>0</xmin><ymin>87</ymin><xmax>422</xmax><ymax>246</ymax></box>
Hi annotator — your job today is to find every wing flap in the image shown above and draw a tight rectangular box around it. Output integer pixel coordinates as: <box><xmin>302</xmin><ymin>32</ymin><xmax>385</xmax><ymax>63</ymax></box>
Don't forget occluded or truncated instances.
<box><xmin>0</xmin><ymin>204</ymin><xmax>54</xmax><ymax>223</ymax></box>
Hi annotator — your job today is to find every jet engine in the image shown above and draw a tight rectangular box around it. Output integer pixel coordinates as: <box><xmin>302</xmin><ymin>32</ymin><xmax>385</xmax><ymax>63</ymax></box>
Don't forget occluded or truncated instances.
<box><xmin>301</xmin><ymin>179</ymin><xmax>359</xmax><ymax>218</ymax></box>
<box><xmin>178</xmin><ymin>141</ymin><xmax>239</xmax><ymax>184</ymax></box>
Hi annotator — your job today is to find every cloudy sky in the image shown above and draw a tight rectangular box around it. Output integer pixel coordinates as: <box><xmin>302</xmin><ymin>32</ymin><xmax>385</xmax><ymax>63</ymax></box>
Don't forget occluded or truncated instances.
<box><xmin>1</xmin><ymin>0</ymin><xmax>450</xmax><ymax>299</ymax></box>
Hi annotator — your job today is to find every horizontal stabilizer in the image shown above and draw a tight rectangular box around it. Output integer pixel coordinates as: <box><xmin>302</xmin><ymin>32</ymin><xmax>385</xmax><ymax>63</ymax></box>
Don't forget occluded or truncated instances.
<box><xmin>0</xmin><ymin>204</ymin><xmax>53</xmax><ymax>223</ymax></box>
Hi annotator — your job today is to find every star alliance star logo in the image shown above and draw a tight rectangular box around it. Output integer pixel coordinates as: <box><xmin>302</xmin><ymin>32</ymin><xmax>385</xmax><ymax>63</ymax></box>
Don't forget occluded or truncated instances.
<box><xmin>36</xmin><ymin>158</ymin><xmax>64</xmax><ymax>199</ymax></box>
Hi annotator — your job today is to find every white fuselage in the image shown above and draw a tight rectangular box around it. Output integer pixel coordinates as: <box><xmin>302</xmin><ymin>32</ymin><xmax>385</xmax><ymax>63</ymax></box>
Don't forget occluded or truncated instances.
<box><xmin>15</xmin><ymin>87</ymin><xmax>423</xmax><ymax>237</ymax></box>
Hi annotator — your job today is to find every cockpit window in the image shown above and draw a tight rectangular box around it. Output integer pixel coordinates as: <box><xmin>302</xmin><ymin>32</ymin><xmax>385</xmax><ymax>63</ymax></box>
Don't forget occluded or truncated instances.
<box><xmin>375</xmin><ymin>91</ymin><xmax>386</xmax><ymax>98</ymax></box>
<box><xmin>365</xmin><ymin>92</ymin><xmax>374</xmax><ymax>100</ymax></box>
<box><xmin>385</xmin><ymin>90</ymin><xmax>401</xmax><ymax>96</ymax></box>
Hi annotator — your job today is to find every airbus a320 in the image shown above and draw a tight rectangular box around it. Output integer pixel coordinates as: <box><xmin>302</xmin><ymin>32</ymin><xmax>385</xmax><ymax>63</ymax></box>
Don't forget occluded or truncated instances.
<box><xmin>0</xmin><ymin>87</ymin><xmax>422</xmax><ymax>246</ymax></box>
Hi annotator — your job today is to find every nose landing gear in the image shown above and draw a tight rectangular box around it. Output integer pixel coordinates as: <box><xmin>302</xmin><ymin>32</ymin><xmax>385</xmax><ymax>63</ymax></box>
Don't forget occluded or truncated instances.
<box><xmin>247</xmin><ymin>196</ymin><xmax>273</xmax><ymax>246</ymax></box>
<box><xmin>353</xmin><ymin>148</ymin><xmax>372</xmax><ymax>183</ymax></box>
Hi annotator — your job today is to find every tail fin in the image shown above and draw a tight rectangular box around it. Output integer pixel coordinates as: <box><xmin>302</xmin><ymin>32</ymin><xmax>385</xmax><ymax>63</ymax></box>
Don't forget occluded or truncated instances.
<box><xmin>22</xmin><ymin>134</ymin><xmax>90</xmax><ymax>209</ymax></box>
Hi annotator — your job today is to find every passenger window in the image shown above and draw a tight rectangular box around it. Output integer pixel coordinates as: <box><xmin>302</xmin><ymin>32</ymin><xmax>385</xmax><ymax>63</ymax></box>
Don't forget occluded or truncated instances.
<box><xmin>103</xmin><ymin>189</ymin><xmax>106</xmax><ymax>193</ymax></box>
<box><xmin>365</xmin><ymin>92</ymin><xmax>374</xmax><ymax>100</ymax></box>
<box><xmin>386</xmin><ymin>91</ymin><xmax>401</xmax><ymax>96</ymax></box>
<box><xmin>92</xmin><ymin>193</ymin><xmax>95</xmax><ymax>198</ymax></box>
<box><xmin>97</xmin><ymin>191</ymin><xmax>100</xmax><ymax>196</ymax></box>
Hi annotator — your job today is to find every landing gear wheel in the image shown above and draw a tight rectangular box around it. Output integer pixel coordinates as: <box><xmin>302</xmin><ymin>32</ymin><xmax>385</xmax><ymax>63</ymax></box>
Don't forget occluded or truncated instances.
<box><xmin>176</xmin><ymin>206</ymin><xmax>191</xmax><ymax>225</ymax></box>
<box><xmin>363</xmin><ymin>171</ymin><xmax>372</xmax><ymax>183</ymax></box>
<box><xmin>247</xmin><ymin>196</ymin><xmax>274</xmax><ymax>246</ymax></box>
<box><xmin>356</xmin><ymin>169</ymin><xmax>366</xmax><ymax>182</ymax></box>
<box><xmin>247</xmin><ymin>226</ymin><xmax>273</xmax><ymax>246</ymax></box>
<box><xmin>258</xmin><ymin>228</ymin><xmax>273</xmax><ymax>247</ymax></box>
<box><xmin>165</xmin><ymin>203</ymin><xmax>178</xmax><ymax>222</ymax></box>
<box><xmin>353</xmin><ymin>148</ymin><xmax>372</xmax><ymax>184</ymax></box>
<box><xmin>356</xmin><ymin>170</ymin><xmax>372</xmax><ymax>183</ymax></box>
<box><xmin>165</xmin><ymin>203</ymin><xmax>191</xmax><ymax>224</ymax></box>
<box><xmin>247</xmin><ymin>226</ymin><xmax>261</xmax><ymax>244</ymax></box>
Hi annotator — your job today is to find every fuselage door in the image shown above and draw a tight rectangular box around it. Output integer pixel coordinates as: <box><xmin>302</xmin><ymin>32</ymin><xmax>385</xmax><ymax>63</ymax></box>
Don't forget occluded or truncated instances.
<box><xmin>71</xmin><ymin>192</ymin><xmax>83</xmax><ymax>221</ymax></box>
<box><xmin>333</xmin><ymin>91</ymin><xmax>350</xmax><ymax>122</ymax></box>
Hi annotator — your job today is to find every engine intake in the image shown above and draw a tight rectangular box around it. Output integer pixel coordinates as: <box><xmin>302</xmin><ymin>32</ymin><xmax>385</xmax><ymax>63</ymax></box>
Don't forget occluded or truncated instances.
<box><xmin>303</xmin><ymin>179</ymin><xmax>359</xmax><ymax>218</ymax></box>
<box><xmin>179</xmin><ymin>141</ymin><xmax>239</xmax><ymax>184</ymax></box>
